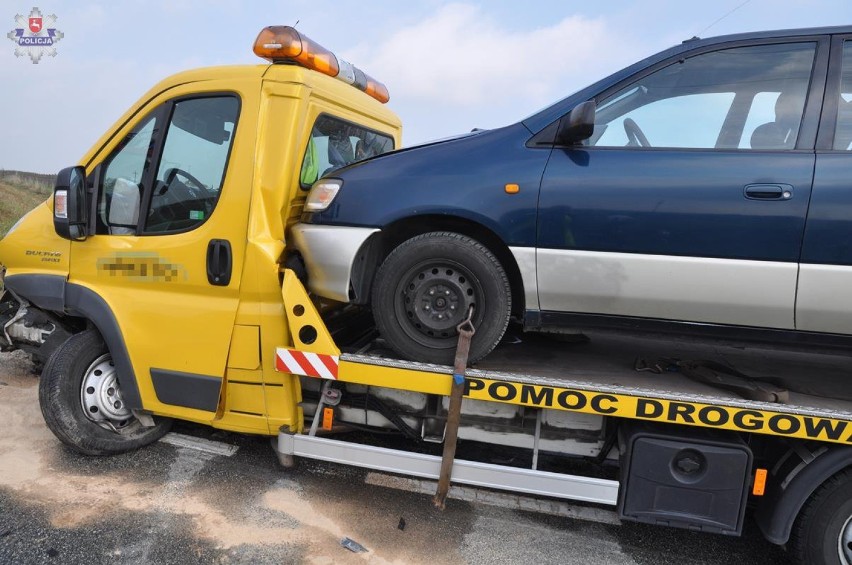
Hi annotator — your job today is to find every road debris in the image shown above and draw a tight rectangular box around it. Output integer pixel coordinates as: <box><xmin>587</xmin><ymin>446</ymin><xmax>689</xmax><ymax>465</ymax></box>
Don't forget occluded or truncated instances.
<box><xmin>340</xmin><ymin>537</ymin><xmax>368</xmax><ymax>553</ymax></box>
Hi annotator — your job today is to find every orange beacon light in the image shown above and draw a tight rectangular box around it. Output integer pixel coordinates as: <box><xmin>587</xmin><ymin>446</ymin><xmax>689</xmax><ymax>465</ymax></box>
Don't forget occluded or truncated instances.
<box><xmin>253</xmin><ymin>26</ymin><xmax>390</xmax><ymax>104</ymax></box>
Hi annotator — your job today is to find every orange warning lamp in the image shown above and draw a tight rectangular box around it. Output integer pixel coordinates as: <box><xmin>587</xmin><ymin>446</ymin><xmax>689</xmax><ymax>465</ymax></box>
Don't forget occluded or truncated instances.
<box><xmin>253</xmin><ymin>26</ymin><xmax>390</xmax><ymax>104</ymax></box>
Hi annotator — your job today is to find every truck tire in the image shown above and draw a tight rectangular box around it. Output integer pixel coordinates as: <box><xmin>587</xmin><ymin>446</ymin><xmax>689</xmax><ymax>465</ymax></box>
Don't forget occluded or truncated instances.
<box><xmin>791</xmin><ymin>468</ymin><xmax>852</xmax><ymax>565</ymax></box>
<box><xmin>39</xmin><ymin>329</ymin><xmax>172</xmax><ymax>455</ymax></box>
<box><xmin>372</xmin><ymin>232</ymin><xmax>511</xmax><ymax>365</ymax></box>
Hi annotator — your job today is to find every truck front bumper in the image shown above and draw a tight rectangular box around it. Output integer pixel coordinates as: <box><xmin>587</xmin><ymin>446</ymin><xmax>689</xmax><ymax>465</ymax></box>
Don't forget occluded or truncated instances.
<box><xmin>289</xmin><ymin>224</ymin><xmax>379</xmax><ymax>303</ymax></box>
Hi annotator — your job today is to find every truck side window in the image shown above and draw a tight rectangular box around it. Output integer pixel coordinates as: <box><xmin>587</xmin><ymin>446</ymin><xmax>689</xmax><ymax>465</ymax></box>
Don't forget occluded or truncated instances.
<box><xmin>299</xmin><ymin>115</ymin><xmax>394</xmax><ymax>188</ymax></box>
<box><xmin>834</xmin><ymin>41</ymin><xmax>852</xmax><ymax>150</ymax></box>
<box><xmin>145</xmin><ymin>96</ymin><xmax>239</xmax><ymax>234</ymax></box>
<box><xmin>589</xmin><ymin>42</ymin><xmax>816</xmax><ymax>150</ymax></box>
<box><xmin>97</xmin><ymin>115</ymin><xmax>158</xmax><ymax>235</ymax></box>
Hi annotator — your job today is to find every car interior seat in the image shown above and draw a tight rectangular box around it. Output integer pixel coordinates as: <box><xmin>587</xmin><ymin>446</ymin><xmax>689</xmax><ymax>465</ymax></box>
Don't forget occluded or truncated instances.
<box><xmin>750</xmin><ymin>92</ymin><xmax>803</xmax><ymax>150</ymax></box>
<box><xmin>324</xmin><ymin>133</ymin><xmax>354</xmax><ymax>175</ymax></box>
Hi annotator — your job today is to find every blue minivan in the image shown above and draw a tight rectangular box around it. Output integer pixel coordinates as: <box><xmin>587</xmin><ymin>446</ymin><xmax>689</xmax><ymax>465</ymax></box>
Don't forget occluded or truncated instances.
<box><xmin>291</xmin><ymin>26</ymin><xmax>852</xmax><ymax>365</ymax></box>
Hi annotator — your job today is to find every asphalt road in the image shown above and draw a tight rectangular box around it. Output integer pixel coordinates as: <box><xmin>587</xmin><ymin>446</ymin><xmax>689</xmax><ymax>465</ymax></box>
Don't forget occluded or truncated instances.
<box><xmin>0</xmin><ymin>350</ymin><xmax>793</xmax><ymax>565</ymax></box>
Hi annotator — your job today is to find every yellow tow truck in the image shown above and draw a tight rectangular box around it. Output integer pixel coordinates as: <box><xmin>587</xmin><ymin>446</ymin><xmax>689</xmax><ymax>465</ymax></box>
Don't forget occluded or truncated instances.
<box><xmin>2</xmin><ymin>26</ymin><xmax>852</xmax><ymax>565</ymax></box>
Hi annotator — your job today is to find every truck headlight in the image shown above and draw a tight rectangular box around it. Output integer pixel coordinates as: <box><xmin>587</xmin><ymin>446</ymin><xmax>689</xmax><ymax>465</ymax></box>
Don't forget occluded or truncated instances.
<box><xmin>305</xmin><ymin>179</ymin><xmax>342</xmax><ymax>212</ymax></box>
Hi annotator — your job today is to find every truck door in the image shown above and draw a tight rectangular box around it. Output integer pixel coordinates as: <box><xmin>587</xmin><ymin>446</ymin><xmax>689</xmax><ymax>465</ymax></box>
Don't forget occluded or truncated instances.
<box><xmin>536</xmin><ymin>38</ymin><xmax>827</xmax><ymax>330</ymax></box>
<box><xmin>69</xmin><ymin>82</ymin><xmax>257</xmax><ymax>419</ymax></box>
<box><xmin>797</xmin><ymin>35</ymin><xmax>852</xmax><ymax>334</ymax></box>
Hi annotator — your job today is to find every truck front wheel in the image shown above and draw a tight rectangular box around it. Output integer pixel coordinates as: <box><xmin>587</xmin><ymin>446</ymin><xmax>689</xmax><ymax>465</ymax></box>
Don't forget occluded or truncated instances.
<box><xmin>372</xmin><ymin>232</ymin><xmax>511</xmax><ymax>365</ymax></box>
<box><xmin>791</xmin><ymin>468</ymin><xmax>852</xmax><ymax>565</ymax></box>
<box><xmin>39</xmin><ymin>330</ymin><xmax>172</xmax><ymax>455</ymax></box>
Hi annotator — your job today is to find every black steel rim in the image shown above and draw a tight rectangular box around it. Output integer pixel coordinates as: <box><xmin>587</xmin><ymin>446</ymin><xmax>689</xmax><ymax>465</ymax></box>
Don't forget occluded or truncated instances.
<box><xmin>393</xmin><ymin>259</ymin><xmax>484</xmax><ymax>348</ymax></box>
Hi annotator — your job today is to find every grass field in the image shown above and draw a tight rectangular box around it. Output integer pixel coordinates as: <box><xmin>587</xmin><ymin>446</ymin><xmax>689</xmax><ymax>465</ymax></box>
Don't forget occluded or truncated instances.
<box><xmin>0</xmin><ymin>171</ymin><xmax>55</xmax><ymax>238</ymax></box>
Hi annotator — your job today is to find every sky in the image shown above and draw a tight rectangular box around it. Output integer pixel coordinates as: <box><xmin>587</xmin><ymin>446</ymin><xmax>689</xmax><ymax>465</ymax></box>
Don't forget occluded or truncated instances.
<box><xmin>2</xmin><ymin>0</ymin><xmax>852</xmax><ymax>173</ymax></box>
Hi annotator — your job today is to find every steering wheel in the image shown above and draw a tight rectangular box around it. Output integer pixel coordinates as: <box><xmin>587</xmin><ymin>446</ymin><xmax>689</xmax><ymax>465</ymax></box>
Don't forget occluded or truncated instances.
<box><xmin>148</xmin><ymin>168</ymin><xmax>215</xmax><ymax>229</ymax></box>
<box><xmin>161</xmin><ymin>167</ymin><xmax>210</xmax><ymax>199</ymax></box>
<box><xmin>623</xmin><ymin>118</ymin><xmax>651</xmax><ymax>147</ymax></box>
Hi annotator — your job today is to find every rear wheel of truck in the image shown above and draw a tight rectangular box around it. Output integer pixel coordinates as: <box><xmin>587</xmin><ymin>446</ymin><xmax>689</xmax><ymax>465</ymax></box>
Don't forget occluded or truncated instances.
<box><xmin>39</xmin><ymin>329</ymin><xmax>172</xmax><ymax>455</ymax></box>
<box><xmin>791</xmin><ymin>468</ymin><xmax>852</xmax><ymax>565</ymax></box>
<box><xmin>372</xmin><ymin>231</ymin><xmax>511</xmax><ymax>365</ymax></box>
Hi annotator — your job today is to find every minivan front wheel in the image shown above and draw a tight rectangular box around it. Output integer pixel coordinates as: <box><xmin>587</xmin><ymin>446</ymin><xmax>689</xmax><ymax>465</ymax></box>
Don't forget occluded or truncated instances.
<box><xmin>39</xmin><ymin>330</ymin><xmax>172</xmax><ymax>455</ymax></box>
<box><xmin>372</xmin><ymin>232</ymin><xmax>511</xmax><ymax>365</ymax></box>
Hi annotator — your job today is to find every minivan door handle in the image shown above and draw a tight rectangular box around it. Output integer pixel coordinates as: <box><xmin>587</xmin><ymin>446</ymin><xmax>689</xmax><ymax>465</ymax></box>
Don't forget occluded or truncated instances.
<box><xmin>206</xmin><ymin>239</ymin><xmax>232</xmax><ymax>286</ymax></box>
<box><xmin>744</xmin><ymin>183</ymin><xmax>793</xmax><ymax>200</ymax></box>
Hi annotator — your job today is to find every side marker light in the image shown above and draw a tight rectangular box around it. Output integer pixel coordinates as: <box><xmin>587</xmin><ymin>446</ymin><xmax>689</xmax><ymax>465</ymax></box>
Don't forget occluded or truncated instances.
<box><xmin>54</xmin><ymin>189</ymin><xmax>68</xmax><ymax>219</ymax></box>
<box><xmin>322</xmin><ymin>407</ymin><xmax>334</xmax><ymax>431</ymax></box>
<box><xmin>505</xmin><ymin>183</ymin><xmax>520</xmax><ymax>194</ymax></box>
<box><xmin>753</xmin><ymin>468</ymin><xmax>767</xmax><ymax>496</ymax></box>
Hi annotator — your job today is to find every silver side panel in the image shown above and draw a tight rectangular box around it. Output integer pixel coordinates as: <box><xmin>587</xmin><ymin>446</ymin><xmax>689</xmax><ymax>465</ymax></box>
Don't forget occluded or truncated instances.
<box><xmin>509</xmin><ymin>246</ymin><xmax>539</xmax><ymax>311</ymax></box>
<box><xmin>537</xmin><ymin>249</ymin><xmax>796</xmax><ymax>329</ymax></box>
<box><xmin>796</xmin><ymin>264</ymin><xmax>852</xmax><ymax>334</ymax></box>
<box><xmin>277</xmin><ymin>433</ymin><xmax>619</xmax><ymax>505</ymax></box>
<box><xmin>289</xmin><ymin>224</ymin><xmax>380</xmax><ymax>302</ymax></box>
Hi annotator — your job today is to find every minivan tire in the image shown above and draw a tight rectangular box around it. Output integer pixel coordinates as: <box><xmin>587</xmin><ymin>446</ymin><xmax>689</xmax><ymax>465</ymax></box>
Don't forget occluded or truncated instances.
<box><xmin>371</xmin><ymin>232</ymin><xmax>511</xmax><ymax>365</ymax></box>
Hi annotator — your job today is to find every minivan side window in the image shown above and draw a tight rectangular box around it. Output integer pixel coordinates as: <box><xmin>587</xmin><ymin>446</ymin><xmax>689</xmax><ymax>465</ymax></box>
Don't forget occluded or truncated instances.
<box><xmin>589</xmin><ymin>42</ymin><xmax>817</xmax><ymax>150</ymax></box>
<box><xmin>299</xmin><ymin>115</ymin><xmax>394</xmax><ymax>188</ymax></box>
<box><xmin>834</xmin><ymin>41</ymin><xmax>852</xmax><ymax>150</ymax></box>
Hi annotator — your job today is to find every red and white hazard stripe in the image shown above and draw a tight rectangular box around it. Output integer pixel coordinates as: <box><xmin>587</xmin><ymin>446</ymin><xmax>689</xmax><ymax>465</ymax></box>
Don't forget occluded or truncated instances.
<box><xmin>275</xmin><ymin>348</ymin><xmax>339</xmax><ymax>379</ymax></box>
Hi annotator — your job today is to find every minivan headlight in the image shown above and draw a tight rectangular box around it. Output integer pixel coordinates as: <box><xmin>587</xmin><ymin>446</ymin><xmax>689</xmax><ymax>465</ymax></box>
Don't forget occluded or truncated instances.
<box><xmin>305</xmin><ymin>179</ymin><xmax>343</xmax><ymax>212</ymax></box>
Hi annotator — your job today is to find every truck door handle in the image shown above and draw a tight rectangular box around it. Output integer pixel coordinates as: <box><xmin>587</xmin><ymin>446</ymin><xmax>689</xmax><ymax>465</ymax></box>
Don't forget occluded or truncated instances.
<box><xmin>744</xmin><ymin>184</ymin><xmax>793</xmax><ymax>200</ymax></box>
<box><xmin>206</xmin><ymin>239</ymin><xmax>232</xmax><ymax>286</ymax></box>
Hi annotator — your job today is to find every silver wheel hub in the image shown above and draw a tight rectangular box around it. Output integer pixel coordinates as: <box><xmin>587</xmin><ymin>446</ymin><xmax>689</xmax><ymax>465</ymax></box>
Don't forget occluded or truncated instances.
<box><xmin>80</xmin><ymin>354</ymin><xmax>133</xmax><ymax>430</ymax></box>
<box><xmin>840</xmin><ymin>514</ymin><xmax>852</xmax><ymax>564</ymax></box>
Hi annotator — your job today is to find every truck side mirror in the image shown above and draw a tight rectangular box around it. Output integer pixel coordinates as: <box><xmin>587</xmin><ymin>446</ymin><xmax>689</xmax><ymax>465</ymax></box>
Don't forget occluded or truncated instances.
<box><xmin>53</xmin><ymin>166</ymin><xmax>88</xmax><ymax>241</ymax></box>
<box><xmin>555</xmin><ymin>100</ymin><xmax>597</xmax><ymax>145</ymax></box>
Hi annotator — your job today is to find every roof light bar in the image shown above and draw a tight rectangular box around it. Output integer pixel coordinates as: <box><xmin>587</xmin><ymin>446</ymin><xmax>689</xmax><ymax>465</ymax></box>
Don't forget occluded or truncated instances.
<box><xmin>253</xmin><ymin>26</ymin><xmax>390</xmax><ymax>104</ymax></box>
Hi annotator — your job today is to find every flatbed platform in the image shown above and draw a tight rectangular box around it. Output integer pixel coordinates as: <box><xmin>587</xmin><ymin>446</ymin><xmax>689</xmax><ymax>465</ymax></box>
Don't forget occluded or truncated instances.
<box><xmin>280</xmin><ymin>329</ymin><xmax>852</xmax><ymax>509</ymax></box>
<box><xmin>332</xmin><ymin>329</ymin><xmax>852</xmax><ymax>443</ymax></box>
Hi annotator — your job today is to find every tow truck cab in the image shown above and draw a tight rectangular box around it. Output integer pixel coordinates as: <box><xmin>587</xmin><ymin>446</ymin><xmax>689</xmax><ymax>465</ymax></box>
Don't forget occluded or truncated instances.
<box><xmin>0</xmin><ymin>27</ymin><xmax>401</xmax><ymax>435</ymax></box>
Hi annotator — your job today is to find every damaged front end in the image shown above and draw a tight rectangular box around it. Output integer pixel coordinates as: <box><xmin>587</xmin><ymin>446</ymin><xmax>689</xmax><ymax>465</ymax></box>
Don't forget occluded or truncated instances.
<box><xmin>0</xmin><ymin>271</ymin><xmax>73</xmax><ymax>369</ymax></box>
